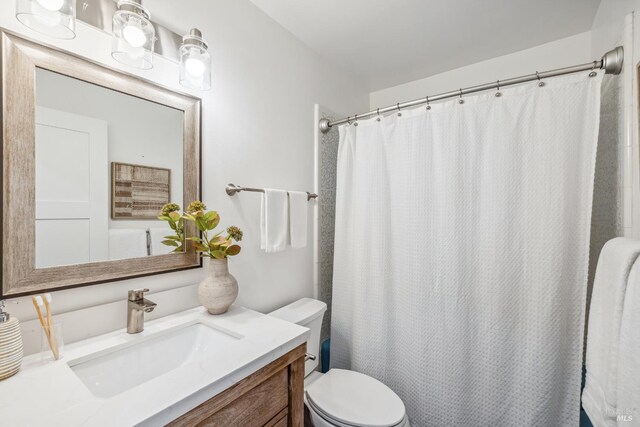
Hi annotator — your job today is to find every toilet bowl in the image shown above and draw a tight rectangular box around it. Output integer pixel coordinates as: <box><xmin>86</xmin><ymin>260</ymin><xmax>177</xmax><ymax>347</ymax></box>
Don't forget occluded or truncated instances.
<box><xmin>269</xmin><ymin>298</ymin><xmax>410</xmax><ymax>427</ymax></box>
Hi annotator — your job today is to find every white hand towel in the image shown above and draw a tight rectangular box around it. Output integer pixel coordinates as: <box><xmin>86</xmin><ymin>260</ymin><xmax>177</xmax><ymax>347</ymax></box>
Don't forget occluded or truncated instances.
<box><xmin>583</xmin><ymin>237</ymin><xmax>640</xmax><ymax>427</ymax></box>
<box><xmin>149</xmin><ymin>226</ymin><xmax>177</xmax><ymax>255</ymax></box>
<box><xmin>260</xmin><ymin>189</ymin><xmax>288</xmax><ymax>253</ymax></box>
<box><xmin>108</xmin><ymin>229</ymin><xmax>148</xmax><ymax>260</ymax></box>
<box><xmin>616</xmin><ymin>258</ymin><xmax>640</xmax><ymax>426</ymax></box>
<box><xmin>288</xmin><ymin>191</ymin><xmax>308</xmax><ymax>249</ymax></box>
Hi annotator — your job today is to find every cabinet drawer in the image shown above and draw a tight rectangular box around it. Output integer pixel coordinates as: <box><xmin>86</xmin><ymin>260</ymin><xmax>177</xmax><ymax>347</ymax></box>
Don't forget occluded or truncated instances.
<box><xmin>170</xmin><ymin>367</ymin><xmax>288</xmax><ymax>427</ymax></box>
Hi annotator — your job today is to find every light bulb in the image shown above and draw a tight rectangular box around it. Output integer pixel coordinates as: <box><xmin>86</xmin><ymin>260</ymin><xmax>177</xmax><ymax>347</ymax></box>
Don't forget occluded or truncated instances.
<box><xmin>185</xmin><ymin>57</ymin><xmax>206</xmax><ymax>77</ymax></box>
<box><xmin>36</xmin><ymin>0</ymin><xmax>64</xmax><ymax>11</ymax></box>
<box><xmin>122</xmin><ymin>19</ymin><xmax>147</xmax><ymax>48</ymax></box>
<box><xmin>179</xmin><ymin>29</ymin><xmax>211</xmax><ymax>90</ymax></box>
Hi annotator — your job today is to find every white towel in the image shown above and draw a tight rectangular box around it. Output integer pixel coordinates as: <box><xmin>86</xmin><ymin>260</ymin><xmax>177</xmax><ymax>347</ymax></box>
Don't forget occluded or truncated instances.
<box><xmin>288</xmin><ymin>191</ymin><xmax>308</xmax><ymax>249</ymax></box>
<box><xmin>583</xmin><ymin>237</ymin><xmax>640</xmax><ymax>427</ymax></box>
<box><xmin>149</xmin><ymin>227</ymin><xmax>177</xmax><ymax>255</ymax></box>
<box><xmin>108</xmin><ymin>229</ymin><xmax>148</xmax><ymax>260</ymax></box>
<box><xmin>616</xmin><ymin>258</ymin><xmax>640</xmax><ymax>426</ymax></box>
<box><xmin>260</xmin><ymin>189</ymin><xmax>288</xmax><ymax>253</ymax></box>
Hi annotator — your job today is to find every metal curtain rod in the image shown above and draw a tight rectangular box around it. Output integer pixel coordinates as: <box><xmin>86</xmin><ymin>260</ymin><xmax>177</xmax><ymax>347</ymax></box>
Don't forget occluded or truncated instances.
<box><xmin>319</xmin><ymin>46</ymin><xmax>624</xmax><ymax>133</ymax></box>
<box><xmin>226</xmin><ymin>183</ymin><xmax>318</xmax><ymax>201</ymax></box>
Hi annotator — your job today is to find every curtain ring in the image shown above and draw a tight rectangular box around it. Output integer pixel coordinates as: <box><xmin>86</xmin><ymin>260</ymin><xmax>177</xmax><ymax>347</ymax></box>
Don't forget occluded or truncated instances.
<box><xmin>397</xmin><ymin>103</ymin><xmax>402</xmax><ymax>117</ymax></box>
<box><xmin>536</xmin><ymin>71</ymin><xmax>545</xmax><ymax>87</ymax></box>
<box><xmin>346</xmin><ymin>116</ymin><xmax>352</xmax><ymax>125</ymax></box>
<box><xmin>458</xmin><ymin>88</ymin><xmax>464</xmax><ymax>104</ymax></box>
<box><xmin>376</xmin><ymin>108</ymin><xmax>381</xmax><ymax>122</ymax></box>
<box><xmin>495</xmin><ymin>80</ymin><xmax>502</xmax><ymax>97</ymax></box>
<box><xmin>589</xmin><ymin>61</ymin><xmax>598</xmax><ymax>77</ymax></box>
<box><xmin>354</xmin><ymin>114</ymin><xmax>359</xmax><ymax>126</ymax></box>
<box><xmin>426</xmin><ymin>96</ymin><xmax>431</xmax><ymax>110</ymax></box>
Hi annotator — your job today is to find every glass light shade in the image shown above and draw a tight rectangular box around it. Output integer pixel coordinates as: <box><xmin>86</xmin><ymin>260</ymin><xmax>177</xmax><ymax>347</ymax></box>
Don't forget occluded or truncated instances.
<box><xmin>15</xmin><ymin>0</ymin><xmax>76</xmax><ymax>39</ymax></box>
<box><xmin>111</xmin><ymin>0</ymin><xmax>155</xmax><ymax>70</ymax></box>
<box><xmin>179</xmin><ymin>30</ymin><xmax>211</xmax><ymax>91</ymax></box>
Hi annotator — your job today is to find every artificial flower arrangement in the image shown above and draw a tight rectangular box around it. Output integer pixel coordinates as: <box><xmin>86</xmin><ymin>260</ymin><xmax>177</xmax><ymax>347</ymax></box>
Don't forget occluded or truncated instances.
<box><xmin>158</xmin><ymin>201</ymin><xmax>243</xmax><ymax>259</ymax></box>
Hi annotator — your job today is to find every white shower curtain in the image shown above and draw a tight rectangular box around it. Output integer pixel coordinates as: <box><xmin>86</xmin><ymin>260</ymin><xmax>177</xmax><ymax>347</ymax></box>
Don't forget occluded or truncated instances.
<box><xmin>331</xmin><ymin>73</ymin><xmax>603</xmax><ymax>427</ymax></box>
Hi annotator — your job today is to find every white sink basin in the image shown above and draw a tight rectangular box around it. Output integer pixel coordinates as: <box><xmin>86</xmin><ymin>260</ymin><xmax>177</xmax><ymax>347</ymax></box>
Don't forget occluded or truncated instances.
<box><xmin>68</xmin><ymin>322</ymin><xmax>240</xmax><ymax>398</ymax></box>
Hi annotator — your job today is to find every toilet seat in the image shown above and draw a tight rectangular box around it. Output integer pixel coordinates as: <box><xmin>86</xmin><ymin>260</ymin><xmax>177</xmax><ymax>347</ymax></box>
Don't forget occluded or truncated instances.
<box><xmin>305</xmin><ymin>369</ymin><xmax>406</xmax><ymax>427</ymax></box>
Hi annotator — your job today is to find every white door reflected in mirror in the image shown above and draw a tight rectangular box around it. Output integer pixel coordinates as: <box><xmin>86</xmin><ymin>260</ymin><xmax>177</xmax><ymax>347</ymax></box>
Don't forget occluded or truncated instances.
<box><xmin>35</xmin><ymin>107</ymin><xmax>108</xmax><ymax>268</ymax></box>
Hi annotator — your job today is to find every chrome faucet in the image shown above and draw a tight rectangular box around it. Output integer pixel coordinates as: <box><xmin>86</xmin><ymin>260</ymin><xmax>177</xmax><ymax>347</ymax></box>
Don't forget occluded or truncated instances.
<box><xmin>127</xmin><ymin>289</ymin><xmax>157</xmax><ymax>334</ymax></box>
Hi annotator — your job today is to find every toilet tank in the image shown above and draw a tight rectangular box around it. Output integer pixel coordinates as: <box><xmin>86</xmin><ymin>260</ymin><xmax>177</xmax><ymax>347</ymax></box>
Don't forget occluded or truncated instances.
<box><xmin>269</xmin><ymin>298</ymin><xmax>327</xmax><ymax>376</ymax></box>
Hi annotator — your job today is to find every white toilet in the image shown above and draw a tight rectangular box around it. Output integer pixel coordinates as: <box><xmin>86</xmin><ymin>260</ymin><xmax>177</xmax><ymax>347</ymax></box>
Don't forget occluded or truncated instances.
<box><xmin>269</xmin><ymin>298</ymin><xmax>410</xmax><ymax>427</ymax></box>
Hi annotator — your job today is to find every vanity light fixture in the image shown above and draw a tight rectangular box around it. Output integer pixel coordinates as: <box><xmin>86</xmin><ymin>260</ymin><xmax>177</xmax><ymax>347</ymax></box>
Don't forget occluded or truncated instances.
<box><xmin>111</xmin><ymin>0</ymin><xmax>155</xmax><ymax>70</ymax></box>
<box><xmin>15</xmin><ymin>0</ymin><xmax>212</xmax><ymax>91</ymax></box>
<box><xmin>179</xmin><ymin>28</ymin><xmax>211</xmax><ymax>91</ymax></box>
<box><xmin>15</xmin><ymin>0</ymin><xmax>76</xmax><ymax>39</ymax></box>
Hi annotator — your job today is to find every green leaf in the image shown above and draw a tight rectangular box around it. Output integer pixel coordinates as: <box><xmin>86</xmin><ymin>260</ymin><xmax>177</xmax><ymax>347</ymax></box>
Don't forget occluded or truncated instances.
<box><xmin>213</xmin><ymin>236</ymin><xmax>227</xmax><ymax>244</ymax></box>
<box><xmin>226</xmin><ymin>245</ymin><xmax>241</xmax><ymax>256</ymax></box>
<box><xmin>211</xmin><ymin>250</ymin><xmax>226</xmax><ymax>259</ymax></box>
<box><xmin>161</xmin><ymin>240</ymin><xmax>179</xmax><ymax>247</ymax></box>
<box><xmin>204</xmin><ymin>211</ymin><xmax>219</xmax><ymax>221</ymax></box>
<box><xmin>168</xmin><ymin>211</ymin><xmax>181</xmax><ymax>222</ymax></box>
<box><xmin>195</xmin><ymin>218</ymin><xmax>207</xmax><ymax>232</ymax></box>
<box><xmin>203</xmin><ymin>212</ymin><xmax>220</xmax><ymax>230</ymax></box>
<box><xmin>164</xmin><ymin>235</ymin><xmax>181</xmax><ymax>241</ymax></box>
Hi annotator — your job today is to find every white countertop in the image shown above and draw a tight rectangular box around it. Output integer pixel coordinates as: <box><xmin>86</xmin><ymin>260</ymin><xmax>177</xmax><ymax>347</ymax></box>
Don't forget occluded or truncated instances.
<box><xmin>0</xmin><ymin>305</ymin><xmax>309</xmax><ymax>426</ymax></box>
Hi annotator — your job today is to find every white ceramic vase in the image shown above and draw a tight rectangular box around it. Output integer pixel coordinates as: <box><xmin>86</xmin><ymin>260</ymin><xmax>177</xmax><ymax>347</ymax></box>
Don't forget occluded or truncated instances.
<box><xmin>198</xmin><ymin>258</ymin><xmax>238</xmax><ymax>315</ymax></box>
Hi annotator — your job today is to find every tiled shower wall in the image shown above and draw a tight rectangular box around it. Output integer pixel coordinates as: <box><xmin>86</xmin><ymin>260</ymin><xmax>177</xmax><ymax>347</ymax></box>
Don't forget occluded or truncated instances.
<box><xmin>315</xmin><ymin>108</ymin><xmax>339</xmax><ymax>344</ymax></box>
<box><xmin>587</xmin><ymin>74</ymin><xmax>625</xmax><ymax>332</ymax></box>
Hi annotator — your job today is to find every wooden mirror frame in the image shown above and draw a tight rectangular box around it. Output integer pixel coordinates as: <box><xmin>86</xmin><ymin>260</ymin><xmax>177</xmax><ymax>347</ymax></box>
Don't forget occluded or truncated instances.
<box><xmin>0</xmin><ymin>31</ymin><xmax>202</xmax><ymax>298</ymax></box>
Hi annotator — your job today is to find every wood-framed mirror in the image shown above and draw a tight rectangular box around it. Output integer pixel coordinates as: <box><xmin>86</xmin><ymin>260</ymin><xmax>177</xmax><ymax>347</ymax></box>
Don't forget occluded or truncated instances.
<box><xmin>0</xmin><ymin>30</ymin><xmax>202</xmax><ymax>298</ymax></box>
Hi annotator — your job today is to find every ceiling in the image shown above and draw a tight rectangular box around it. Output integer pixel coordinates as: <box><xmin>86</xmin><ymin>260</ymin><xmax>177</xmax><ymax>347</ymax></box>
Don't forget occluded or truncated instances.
<box><xmin>248</xmin><ymin>0</ymin><xmax>601</xmax><ymax>91</ymax></box>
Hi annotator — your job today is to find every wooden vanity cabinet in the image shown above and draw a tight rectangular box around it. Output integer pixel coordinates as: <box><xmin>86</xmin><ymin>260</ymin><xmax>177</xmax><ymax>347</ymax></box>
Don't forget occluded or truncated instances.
<box><xmin>168</xmin><ymin>343</ymin><xmax>306</xmax><ymax>427</ymax></box>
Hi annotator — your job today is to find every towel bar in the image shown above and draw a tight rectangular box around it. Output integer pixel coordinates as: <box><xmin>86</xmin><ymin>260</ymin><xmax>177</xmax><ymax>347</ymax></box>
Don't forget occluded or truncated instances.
<box><xmin>226</xmin><ymin>183</ymin><xmax>318</xmax><ymax>201</ymax></box>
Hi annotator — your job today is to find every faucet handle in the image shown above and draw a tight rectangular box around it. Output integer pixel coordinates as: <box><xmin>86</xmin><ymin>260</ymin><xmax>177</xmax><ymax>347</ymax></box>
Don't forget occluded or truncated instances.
<box><xmin>128</xmin><ymin>288</ymin><xmax>150</xmax><ymax>301</ymax></box>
